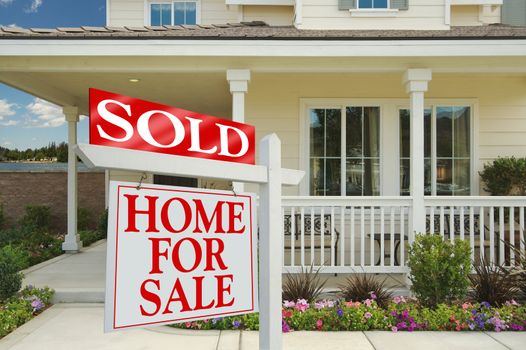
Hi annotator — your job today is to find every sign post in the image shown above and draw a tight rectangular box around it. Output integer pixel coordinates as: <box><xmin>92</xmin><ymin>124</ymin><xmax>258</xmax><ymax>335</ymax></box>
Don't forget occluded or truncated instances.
<box><xmin>78</xmin><ymin>89</ymin><xmax>304</xmax><ymax>350</ymax></box>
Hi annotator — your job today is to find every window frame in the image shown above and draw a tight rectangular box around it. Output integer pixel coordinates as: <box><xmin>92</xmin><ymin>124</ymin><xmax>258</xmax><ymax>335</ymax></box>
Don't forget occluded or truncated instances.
<box><xmin>357</xmin><ymin>0</ymin><xmax>390</xmax><ymax>9</ymax></box>
<box><xmin>300</xmin><ymin>99</ymin><xmax>384</xmax><ymax>197</ymax></box>
<box><xmin>396</xmin><ymin>101</ymin><xmax>478</xmax><ymax>197</ymax></box>
<box><xmin>299</xmin><ymin>98</ymin><xmax>479</xmax><ymax>197</ymax></box>
<box><xmin>146</xmin><ymin>0</ymin><xmax>201</xmax><ymax>26</ymax></box>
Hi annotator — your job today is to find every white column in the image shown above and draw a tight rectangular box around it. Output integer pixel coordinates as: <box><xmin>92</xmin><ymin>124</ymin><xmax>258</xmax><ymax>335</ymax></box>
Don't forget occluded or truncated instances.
<box><xmin>62</xmin><ymin>106</ymin><xmax>82</xmax><ymax>252</ymax></box>
<box><xmin>403</xmin><ymin>69</ymin><xmax>432</xmax><ymax>236</ymax></box>
<box><xmin>259</xmin><ymin>134</ymin><xmax>282</xmax><ymax>350</ymax></box>
<box><xmin>227</xmin><ymin>69</ymin><xmax>251</xmax><ymax>193</ymax></box>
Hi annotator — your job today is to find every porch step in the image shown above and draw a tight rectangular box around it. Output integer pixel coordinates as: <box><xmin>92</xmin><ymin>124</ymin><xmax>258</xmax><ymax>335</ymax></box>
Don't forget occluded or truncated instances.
<box><xmin>53</xmin><ymin>288</ymin><xmax>105</xmax><ymax>303</ymax></box>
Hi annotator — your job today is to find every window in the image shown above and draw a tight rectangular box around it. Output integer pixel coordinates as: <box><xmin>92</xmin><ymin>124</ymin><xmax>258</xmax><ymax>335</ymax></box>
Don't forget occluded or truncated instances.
<box><xmin>399</xmin><ymin>106</ymin><xmax>471</xmax><ymax>196</ymax></box>
<box><xmin>149</xmin><ymin>1</ymin><xmax>198</xmax><ymax>26</ymax></box>
<box><xmin>309</xmin><ymin>106</ymin><xmax>380</xmax><ymax>196</ymax></box>
<box><xmin>358</xmin><ymin>0</ymin><xmax>389</xmax><ymax>9</ymax></box>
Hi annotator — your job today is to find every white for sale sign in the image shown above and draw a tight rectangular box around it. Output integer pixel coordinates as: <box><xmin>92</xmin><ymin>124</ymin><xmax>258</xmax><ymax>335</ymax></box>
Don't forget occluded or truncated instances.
<box><xmin>104</xmin><ymin>181</ymin><xmax>258</xmax><ymax>332</ymax></box>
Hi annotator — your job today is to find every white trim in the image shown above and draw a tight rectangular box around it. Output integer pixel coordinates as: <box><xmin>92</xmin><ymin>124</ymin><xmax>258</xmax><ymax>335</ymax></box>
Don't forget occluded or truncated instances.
<box><xmin>145</xmin><ymin>0</ymin><xmax>201</xmax><ymax>26</ymax></box>
<box><xmin>226</xmin><ymin>0</ymin><xmax>294</xmax><ymax>5</ymax></box>
<box><xmin>451</xmin><ymin>0</ymin><xmax>502</xmax><ymax>5</ymax></box>
<box><xmin>350</xmin><ymin>9</ymin><xmax>398</xmax><ymax>18</ymax></box>
<box><xmin>106</xmin><ymin>0</ymin><xmax>110</xmax><ymax>26</ymax></box>
<box><xmin>294</xmin><ymin>0</ymin><xmax>302</xmax><ymax>26</ymax></box>
<box><xmin>1</xmin><ymin>39</ymin><xmax>525</xmax><ymax>57</ymax></box>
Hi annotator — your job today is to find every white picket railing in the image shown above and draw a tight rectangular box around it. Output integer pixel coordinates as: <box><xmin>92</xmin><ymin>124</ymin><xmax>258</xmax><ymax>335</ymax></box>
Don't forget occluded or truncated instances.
<box><xmin>424</xmin><ymin>196</ymin><xmax>526</xmax><ymax>268</ymax></box>
<box><xmin>282</xmin><ymin>196</ymin><xmax>526</xmax><ymax>274</ymax></box>
<box><xmin>281</xmin><ymin>197</ymin><xmax>413</xmax><ymax>274</ymax></box>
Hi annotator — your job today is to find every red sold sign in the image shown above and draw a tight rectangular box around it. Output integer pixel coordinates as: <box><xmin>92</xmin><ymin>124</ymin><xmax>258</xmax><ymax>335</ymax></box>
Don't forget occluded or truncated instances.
<box><xmin>89</xmin><ymin>88</ymin><xmax>255</xmax><ymax>164</ymax></box>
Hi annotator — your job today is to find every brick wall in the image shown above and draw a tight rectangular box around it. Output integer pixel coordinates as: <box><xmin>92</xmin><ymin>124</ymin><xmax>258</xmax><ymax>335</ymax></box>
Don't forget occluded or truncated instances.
<box><xmin>0</xmin><ymin>171</ymin><xmax>106</xmax><ymax>233</ymax></box>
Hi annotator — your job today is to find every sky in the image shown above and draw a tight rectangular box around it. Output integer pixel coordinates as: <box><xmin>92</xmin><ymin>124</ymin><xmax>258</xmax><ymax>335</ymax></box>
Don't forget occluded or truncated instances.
<box><xmin>0</xmin><ymin>0</ymin><xmax>106</xmax><ymax>150</ymax></box>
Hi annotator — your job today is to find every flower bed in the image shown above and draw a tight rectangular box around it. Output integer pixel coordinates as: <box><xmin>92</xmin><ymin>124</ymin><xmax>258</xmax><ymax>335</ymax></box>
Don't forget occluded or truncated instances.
<box><xmin>172</xmin><ymin>296</ymin><xmax>526</xmax><ymax>333</ymax></box>
<box><xmin>0</xmin><ymin>286</ymin><xmax>54</xmax><ymax>338</ymax></box>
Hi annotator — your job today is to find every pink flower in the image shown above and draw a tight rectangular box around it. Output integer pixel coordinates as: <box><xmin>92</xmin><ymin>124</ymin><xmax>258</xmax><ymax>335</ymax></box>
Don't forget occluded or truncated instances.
<box><xmin>369</xmin><ymin>291</ymin><xmax>377</xmax><ymax>300</ymax></box>
<box><xmin>364</xmin><ymin>299</ymin><xmax>372</xmax><ymax>307</ymax></box>
<box><xmin>295</xmin><ymin>299</ymin><xmax>309</xmax><ymax>312</ymax></box>
<box><xmin>364</xmin><ymin>312</ymin><xmax>372</xmax><ymax>319</ymax></box>
<box><xmin>462</xmin><ymin>303</ymin><xmax>470</xmax><ymax>310</ymax></box>
<box><xmin>391</xmin><ymin>326</ymin><xmax>398</xmax><ymax>333</ymax></box>
<box><xmin>393</xmin><ymin>296</ymin><xmax>401</xmax><ymax>304</ymax></box>
<box><xmin>314</xmin><ymin>302</ymin><xmax>325</xmax><ymax>310</ymax></box>
<box><xmin>283</xmin><ymin>300</ymin><xmax>295</xmax><ymax>308</ymax></box>
<box><xmin>316</xmin><ymin>319</ymin><xmax>323</xmax><ymax>330</ymax></box>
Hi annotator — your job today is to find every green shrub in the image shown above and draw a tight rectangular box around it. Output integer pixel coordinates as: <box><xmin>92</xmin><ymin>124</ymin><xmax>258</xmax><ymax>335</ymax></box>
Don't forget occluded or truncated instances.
<box><xmin>479</xmin><ymin>157</ymin><xmax>526</xmax><ymax>196</ymax></box>
<box><xmin>19</xmin><ymin>232</ymin><xmax>62</xmax><ymax>266</ymax></box>
<box><xmin>469</xmin><ymin>259</ymin><xmax>519</xmax><ymax>306</ymax></box>
<box><xmin>408</xmin><ymin>234</ymin><xmax>471</xmax><ymax>308</ymax></box>
<box><xmin>0</xmin><ymin>203</ymin><xmax>4</xmax><ymax>229</ymax></box>
<box><xmin>282</xmin><ymin>265</ymin><xmax>327</xmax><ymax>303</ymax></box>
<box><xmin>97</xmin><ymin>209</ymin><xmax>108</xmax><ymax>238</ymax></box>
<box><xmin>0</xmin><ymin>226</ymin><xmax>32</xmax><ymax>247</ymax></box>
<box><xmin>0</xmin><ymin>245</ymin><xmax>29</xmax><ymax>301</ymax></box>
<box><xmin>339</xmin><ymin>274</ymin><xmax>393</xmax><ymax>308</ymax></box>
<box><xmin>20</xmin><ymin>205</ymin><xmax>51</xmax><ymax>232</ymax></box>
<box><xmin>79</xmin><ymin>230</ymin><xmax>104</xmax><ymax>247</ymax></box>
<box><xmin>77</xmin><ymin>208</ymin><xmax>93</xmax><ymax>231</ymax></box>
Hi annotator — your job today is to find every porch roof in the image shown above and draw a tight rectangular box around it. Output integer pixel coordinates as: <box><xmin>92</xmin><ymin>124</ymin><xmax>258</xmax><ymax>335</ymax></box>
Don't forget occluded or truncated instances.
<box><xmin>1</xmin><ymin>22</ymin><xmax>526</xmax><ymax>40</ymax></box>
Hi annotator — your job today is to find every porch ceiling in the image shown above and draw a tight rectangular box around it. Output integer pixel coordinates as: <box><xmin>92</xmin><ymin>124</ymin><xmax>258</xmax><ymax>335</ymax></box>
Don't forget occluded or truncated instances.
<box><xmin>0</xmin><ymin>55</ymin><xmax>525</xmax><ymax>112</ymax></box>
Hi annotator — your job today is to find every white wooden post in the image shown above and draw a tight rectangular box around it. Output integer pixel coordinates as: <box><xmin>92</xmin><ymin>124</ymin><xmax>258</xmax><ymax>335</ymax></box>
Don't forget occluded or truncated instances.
<box><xmin>62</xmin><ymin>106</ymin><xmax>82</xmax><ymax>252</ymax></box>
<box><xmin>227</xmin><ymin>69</ymin><xmax>250</xmax><ymax>193</ymax></box>
<box><xmin>403</xmin><ymin>69</ymin><xmax>432</xmax><ymax>236</ymax></box>
<box><xmin>259</xmin><ymin>134</ymin><xmax>282</xmax><ymax>350</ymax></box>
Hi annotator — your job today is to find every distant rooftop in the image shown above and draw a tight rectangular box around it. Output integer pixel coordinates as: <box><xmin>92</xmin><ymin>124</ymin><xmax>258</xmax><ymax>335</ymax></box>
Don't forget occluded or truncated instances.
<box><xmin>1</xmin><ymin>22</ymin><xmax>526</xmax><ymax>40</ymax></box>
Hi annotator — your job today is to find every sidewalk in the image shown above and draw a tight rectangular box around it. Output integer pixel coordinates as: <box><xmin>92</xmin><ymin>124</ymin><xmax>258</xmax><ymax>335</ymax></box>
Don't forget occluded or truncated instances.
<box><xmin>1</xmin><ymin>303</ymin><xmax>525</xmax><ymax>350</ymax></box>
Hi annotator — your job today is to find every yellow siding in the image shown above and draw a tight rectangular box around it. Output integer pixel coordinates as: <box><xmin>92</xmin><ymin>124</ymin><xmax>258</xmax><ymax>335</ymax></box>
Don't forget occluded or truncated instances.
<box><xmin>201</xmin><ymin>0</ymin><xmax>239</xmax><ymax>24</ymax></box>
<box><xmin>450</xmin><ymin>5</ymin><xmax>501</xmax><ymax>26</ymax></box>
<box><xmin>108</xmin><ymin>0</ymin><xmax>144</xmax><ymax>26</ymax></box>
<box><xmin>242</xmin><ymin>5</ymin><xmax>294</xmax><ymax>26</ymax></box>
<box><xmin>244</xmin><ymin>74</ymin><xmax>526</xmax><ymax>195</ymax></box>
<box><xmin>300</xmin><ymin>0</ymin><xmax>448</xmax><ymax>30</ymax></box>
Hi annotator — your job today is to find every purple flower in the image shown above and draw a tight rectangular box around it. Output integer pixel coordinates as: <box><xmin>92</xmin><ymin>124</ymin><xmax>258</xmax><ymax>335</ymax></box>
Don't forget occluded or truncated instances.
<box><xmin>369</xmin><ymin>291</ymin><xmax>377</xmax><ymax>300</ymax></box>
<box><xmin>481</xmin><ymin>301</ymin><xmax>491</xmax><ymax>308</ymax></box>
<box><xmin>390</xmin><ymin>310</ymin><xmax>398</xmax><ymax>317</ymax></box>
<box><xmin>282</xmin><ymin>320</ymin><xmax>291</xmax><ymax>333</ymax></box>
<box><xmin>391</xmin><ymin>326</ymin><xmax>398</xmax><ymax>333</ymax></box>
<box><xmin>337</xmin><ymin>308</ymin><xmax>344</xmax><ymax>317</ymax></box>
<box><xmin>212</xmin><ymin>317</ymin><xmax>223</xmax><ymax>325</ymax></box>
<box><xmin>402</xmin><ymin>310</ymin><xmax>409</xmax><ymax>318</ymax></box>
<box><xmin>393</xmin><ymin>296</ymin><xmax>401</xmax><ymax>304</ymax></box>
<box><xmin>468</xmin><ymin>323</ymin><xmax>476</xmax><ymax>331</ymax></box>
<box><xmin>364</xmin><ymin>312</ymin><xmax>372</xmax><ymax>319</ymax></box>
<box><xmin>232</xmin><ymin>320</ymin><xmax>241</xmax><ymax>329</ymax></box>
<box><xmin>510</xmin><ymin>323</ymin><xmax>524</xmax><ymax>331</ymax></box>
<box><xmin>31</xmin><ymin>298</ymin><xmax>45</xmax><ymax>312</ymax></box>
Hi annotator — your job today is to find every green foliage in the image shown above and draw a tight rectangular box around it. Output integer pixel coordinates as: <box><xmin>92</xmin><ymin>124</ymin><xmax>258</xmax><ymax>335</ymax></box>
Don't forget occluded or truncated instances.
<box><xmin>339</xmin><ymin>274</ymin><xmax>393</xmax><ymax>308</ymax></box>
<box><xmin>20</xmin><ymin>205</ymin><xmax>51</xmax><ymax>232</ymax></box>
<box><xmin>97</xmin><ymin>209</ymin><xmax>108</xmax><ymax>238</ymax></box>
<box><xmin>77</xmin><ymin>207</ymin><xmax>92</xmax><ymax>231</ymax></box>
<box><xmin>18</xmin><ymin>232</ymin><xmax>62</xmax><ymax>266</ymax></box>
<box><xmin>469</xmin><ymin>259</ymin><xmax>519</xmax><ymax>306</ymax></box>
<box><xmin>79</xmin><ymin>230</ymin><xmax>104</xmax><ymax>247</ymax></box>
<box><xmin>282</xmin><ymin>265</ymin><xmax>327</xmax><ymax>303</ymax></box>
<box><xmin>479</xmin><ymin>157</ymin><xmax>526</xmax><ymax>196</ymax></box>
<box><xmin>408</xmin><ymin>234</ymin><xmax>471</xmax><ymax>308</ymax></box>
<box><xmin>0</xmin><ymin>245</ymin><xmax>29</xmax><ymax>301</ymax></box>
<box><xmin>0</xmin><ymin>142</ymin><xmax>68</xmax><ymax>162</ymax></box>
<box><xmin>0</xmin><ymin>286</ymin><xmax>55</xmax><ymax>338</ymax></box>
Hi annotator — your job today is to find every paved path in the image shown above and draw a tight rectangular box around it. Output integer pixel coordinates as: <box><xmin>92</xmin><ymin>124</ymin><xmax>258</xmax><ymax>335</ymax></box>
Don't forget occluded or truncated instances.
<box><xmin>1</xmin><ymin>303</ymin><xmax>525</xmax><ymax>350</ymax></box>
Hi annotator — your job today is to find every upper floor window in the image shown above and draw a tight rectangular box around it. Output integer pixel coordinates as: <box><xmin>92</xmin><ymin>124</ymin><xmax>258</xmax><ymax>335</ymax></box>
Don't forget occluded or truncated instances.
<box><xmin>358</xmin><ymin>0</ymin><xmax>388</xmax><ymax>9</ymax></box>
<box><xmin>149</xmin><ymin>1</ymin><xmax>198</xmax><ymax>26</ymax></box>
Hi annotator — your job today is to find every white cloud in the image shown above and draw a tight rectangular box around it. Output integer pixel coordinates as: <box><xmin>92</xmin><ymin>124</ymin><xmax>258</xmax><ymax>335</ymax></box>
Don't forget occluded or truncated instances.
<box><xmin>3</xmin><ymin>141</ymin><xmax>12</xmax><ymax>146</ymax></box>
<box><xmin>25</xmin><ymin>98</ymin><xmax>65</xmax><ymax>128</ymax></box>
<box><xmin>0</xmin><ymin>0</ymin><xmax>14</xmax><ymax>7</ymax></box>
<box><xmin>0</xmin><ymin>99</ymin><xmax>18</xmax><ymax>126</ymax></box>
<box><xmin>24</xmin><ymin>0</ymin><xmax>42</xmax><ymax>13</ymax></box>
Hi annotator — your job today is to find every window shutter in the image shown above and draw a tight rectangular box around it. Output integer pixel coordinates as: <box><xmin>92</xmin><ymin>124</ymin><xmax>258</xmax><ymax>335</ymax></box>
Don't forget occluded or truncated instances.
<box><xmin>502</xmin><ymin>0</ymin><xmax>526</xmax><ymax>26</ymax></box>
<box><xmin>338</xmin><ymin>0</ymin><xmax>357</xmax><ymax>11</ymax></box>
<box><xmin>390</xmin><ymin>0</ymin><xmax>409</xmax><ymax>11</ymax></box>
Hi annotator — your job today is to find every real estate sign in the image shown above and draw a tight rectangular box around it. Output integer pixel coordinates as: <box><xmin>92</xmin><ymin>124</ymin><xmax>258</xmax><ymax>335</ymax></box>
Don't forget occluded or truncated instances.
<box><xmin>89</xmin><ymin>88</ymin><xmax>256</xmax><ymax>164</ymax></box>
<box><xmin>104</xmin><ymin>181</ymin><xmax>258</xmax><ymax>332</ymax></box>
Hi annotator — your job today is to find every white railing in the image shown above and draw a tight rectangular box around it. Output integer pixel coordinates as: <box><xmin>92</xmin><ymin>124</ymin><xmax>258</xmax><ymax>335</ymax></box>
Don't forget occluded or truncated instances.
<box><xmin>425</xmin><ymin>196</ymin><xmax>526</xmax><ymax>268</ymax></box>
<box><xmin>282</xmin><ymin>196</ymin><xmax>526</xmax><ymax>274</ymax></box>
<box><xmin>282</xmin><ymin>197</ymin><xmax>413</xmax><ymax>274</ymax></box>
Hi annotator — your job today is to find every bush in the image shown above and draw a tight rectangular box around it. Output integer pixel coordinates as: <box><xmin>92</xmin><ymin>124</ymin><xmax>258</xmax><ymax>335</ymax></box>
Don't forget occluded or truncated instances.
<box><xmin>18</xmin><ymin>232</ymin><xmax>62</xmax><ymax>266</ymax></box>
<box><xmin>469</xmin><ymin>259</ymin><xmax>519</xmax><ymax>306</ymax></box>
<box><xmin>339</xmin><ymin>274</ymin><xmax>393</xmax><ymax>308</ymax></box>
<box><xmin>19</xmin><ymin>205</ymin><xmax>51</xmax><ymax>232</ymax></box>
<box><xmin>282</xmin><ymin>265</ymin><xmax>327</xmax><ymax>303</ymax></box>
<box><xmin>79</xmin><ymin>230</ymin><xmax>104</xmax><ymax>247</ymax></box>
<box><xmin>0</xmin><ymin>245</ymin><xmax>29</xmax><ymax>302</ymax></box>
<box><xmin>97</xmin><ymin>209</ymin><xmax>108</xmax><ymax>238</ymax></box>
<box><xmin>0</xmin><ymin>203</ymin><xmax>4</xmax><ymax>229</ymax></box>
<box><xmin>479</xmin><ymin>157</ymin><xmax>526</xmax><ymax>196</ymax></box>
<box><xmin>77</xmin><ymin>208</ymin><xmax>92</xmax><ymax>231</ymax></box>
<box><xmin>408</xmin><ymin>234</ymin><xmax>471</xmax><ymax>308</ymax></box>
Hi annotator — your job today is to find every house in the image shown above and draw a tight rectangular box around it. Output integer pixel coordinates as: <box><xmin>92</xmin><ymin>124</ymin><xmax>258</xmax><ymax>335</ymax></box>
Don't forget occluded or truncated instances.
<box><xmin>0</xmin><ymin>0</ymin><xmax>525</xmax><ymax>279</ymax></box>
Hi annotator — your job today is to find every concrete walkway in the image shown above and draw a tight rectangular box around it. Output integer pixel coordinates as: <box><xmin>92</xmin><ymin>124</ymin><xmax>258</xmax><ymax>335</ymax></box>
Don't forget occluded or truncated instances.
<box><xmin>1</xmin><ymin>303</ymin><xmax>525</xmax><ymax>350</ymax></box>
<box><xmin>5</xmin><ymin>241</ymin><xmax>524</xmax><ymax>350</ymax></box>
